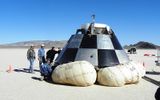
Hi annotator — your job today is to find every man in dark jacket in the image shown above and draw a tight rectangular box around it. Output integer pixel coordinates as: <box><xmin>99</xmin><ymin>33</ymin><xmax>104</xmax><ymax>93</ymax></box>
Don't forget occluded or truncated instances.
<box><xmin>46</xmin><ymin>47</ymin><xmax>59</xmax><ymax>63</ymax></box>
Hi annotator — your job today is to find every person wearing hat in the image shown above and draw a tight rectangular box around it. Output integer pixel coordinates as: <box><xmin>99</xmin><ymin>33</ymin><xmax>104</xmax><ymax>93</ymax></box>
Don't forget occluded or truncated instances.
<box><xmin>38</xmin><ymin>44</ymin><xmax>46</xmax><ymax>68</ymax></box>
<box><xmin>27</xmin><ymin>45</ymin><xmax>36</xmax><ymax>73</ymax></box>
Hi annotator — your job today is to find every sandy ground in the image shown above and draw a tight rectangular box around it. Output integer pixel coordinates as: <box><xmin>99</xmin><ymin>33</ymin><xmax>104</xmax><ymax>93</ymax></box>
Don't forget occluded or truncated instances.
<box><xmin>0</xmin><ymin>48</ymin><xmax>160</xmax><ymax>100</ymax></box>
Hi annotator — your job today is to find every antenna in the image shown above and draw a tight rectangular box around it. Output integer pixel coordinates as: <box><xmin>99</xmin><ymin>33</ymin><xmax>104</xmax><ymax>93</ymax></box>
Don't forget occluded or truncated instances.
<box><xmin>91</xmin><ymin>14</ymin><xmax>95</xmax><ymax>34</ymax></box>
<box><xmin>91</xmin><ymin>14</ymin><xmax>95</xmax><ymax>23</ymax></box>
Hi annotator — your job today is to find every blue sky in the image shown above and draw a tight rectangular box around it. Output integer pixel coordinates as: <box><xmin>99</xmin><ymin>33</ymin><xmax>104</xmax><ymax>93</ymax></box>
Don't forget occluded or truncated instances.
<box><xmin>0</xmin><ymin>0</ymin><xmax>159</xmax><ymax>45</ymax></box>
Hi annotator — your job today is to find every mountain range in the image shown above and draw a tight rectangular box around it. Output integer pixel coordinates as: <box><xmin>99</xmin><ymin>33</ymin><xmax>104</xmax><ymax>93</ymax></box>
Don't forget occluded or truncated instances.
<box><xmin>124</xmin><ymin>41</ymin><xmax>160</xmax><ymax>49</ymax></box>
<box><xmin>0</xmin><ymin>40</ymin><xmax>159</xmax><ymax>49</ymax></box>
<box><xmin>0</xmin><ymin>40</ymin><xmax>67</xmax><ymax>48</ymax></box>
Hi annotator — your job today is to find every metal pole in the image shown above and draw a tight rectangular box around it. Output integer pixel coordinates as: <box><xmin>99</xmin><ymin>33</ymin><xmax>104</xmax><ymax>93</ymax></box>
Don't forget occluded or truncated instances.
<box><xmin>91</xmin><ymin>14</ymin><xmax>95</xmax><ymax>34</ymax></box>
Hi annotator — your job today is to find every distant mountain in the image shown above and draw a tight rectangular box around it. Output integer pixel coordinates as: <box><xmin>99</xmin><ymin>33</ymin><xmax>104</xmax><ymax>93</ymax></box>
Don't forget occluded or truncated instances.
<box><xmin>124</xmin><ymin>41</ymin><xmax>160</xmax><ymax>49</ymax></box>
<box><xmin>0</xmin><ymin>40</ymin><xmax>67</xmax><ymax>48</ymax></box>
<box><xmin>0</xmin><ymin>40</ymin><xmax>159</xmax><ymax>49</ymax></box>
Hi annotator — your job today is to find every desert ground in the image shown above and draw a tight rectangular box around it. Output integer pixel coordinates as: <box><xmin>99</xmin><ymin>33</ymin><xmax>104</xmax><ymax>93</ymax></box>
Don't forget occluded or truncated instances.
<box><xmin>0</xmin><ymin>48</ymin><xmax>159</xmax><ymax>100</ymax></box>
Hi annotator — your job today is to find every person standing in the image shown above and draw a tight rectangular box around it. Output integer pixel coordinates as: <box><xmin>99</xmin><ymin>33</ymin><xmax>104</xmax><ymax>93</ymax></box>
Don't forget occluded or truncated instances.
<box><xmin>38</xmin><ymin>44</ymin><xmax>46</xmax><ymax>68</ymax></box>
<box><xmin>46</xmin><ymin>47</ymin><xmax>59</xmax><ymax>63</ymax></box>
<box><xmin>27</xmin><ymin>45</ymin><xmax>36</xmax><ymax>73</ymax></box>
<box><xmin>53</xmin><ymin>47</ymin><xmax>62</xmax><ymax>61</ymax></box>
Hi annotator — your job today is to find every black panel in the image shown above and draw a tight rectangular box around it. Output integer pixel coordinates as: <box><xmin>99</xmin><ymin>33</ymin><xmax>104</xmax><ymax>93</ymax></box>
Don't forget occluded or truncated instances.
<box><xmin>67</xmin><ymin>34</ymin><xmax>84</xmax><ymax>48</ymax></box>
<box><xmin>80</xmin><ymin>34</ymin><xmax>97</xmax><ymax>48</ymax></box>
<box><xmin>111</xmin><ymin>32</ymin><xmax>123</xmax><ymax>50</ymax></box>
<box><xmin>67</xmin><ymin>35</ymin><xmax>74</xmax><ymax>44</ymax></box>
<box><xmin>98</xmin><ymin>49</ymin><xmax>120</xmax><ymax>68</ymax></box>
<box><xmin>56</xmin><ymin>48</ymin><xmax>78</xmax><ymax>64</ymax></box>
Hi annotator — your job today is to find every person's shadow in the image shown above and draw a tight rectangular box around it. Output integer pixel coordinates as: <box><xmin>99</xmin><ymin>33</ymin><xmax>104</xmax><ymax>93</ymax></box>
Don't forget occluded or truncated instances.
<box><xmin>31</xmin><ymin>77</ymin><xmax>42</xmax><ymax>81</ymax></box>
<box><xmin>14</xmin><ymin>68</ymin><xmax>40</xmax><ymax>73</ymax></box>
<box><xmin>14</xmin><ymin>68</ymin><xmax>30</xmax><ymax>73</ymax></box>
<box><xmin>31</xmin><ymin>76</ymin><xmax>53</xmax><ymax>83</ymax></box>
<box><xmin>155</xmin><ymin>87</ymin><xmax>160</xmax><ymax>100</ymax></box>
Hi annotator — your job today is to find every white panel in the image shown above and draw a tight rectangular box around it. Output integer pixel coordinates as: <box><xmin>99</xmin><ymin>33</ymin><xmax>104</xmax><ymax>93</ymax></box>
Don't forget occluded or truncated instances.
<box><xmin>97</xmin><ymin>34</ymin><xmax>114</xmax><ymax>49</ymax></box>
<box><xmin>75</xmin><ymin>49</ymin><xmax>98</xmax><ymax>66</ymax></box>
<box><xmin>115</xmin><ymin>50</ymin><xmax>130</xmax><ymax>64</ymax></box>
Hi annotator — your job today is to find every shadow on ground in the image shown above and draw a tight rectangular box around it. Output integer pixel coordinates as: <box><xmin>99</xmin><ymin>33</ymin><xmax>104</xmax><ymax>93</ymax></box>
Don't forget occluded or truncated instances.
<box><xmin>31</xmin><ymin>76</ymin><xmax>42</xmax><ymax>81</ymax></box>
<box><xmin>31</xmin><ymin>76</ymin><xmax>53</xmax><ymax>84</ymax></box>
<box><xmin>146</xmin><ymin>71</ymin><xmax>160</xmax><ymax>75</ymax></box>
<box><xmin>14</xmin><ymin>68</ymin><xmax>40</xmax><ymax>73</ymax></box>
<box><xmin>143</xmin><ymin>76</ymin><xmax>160</xmax><ymax>86</ymax></box>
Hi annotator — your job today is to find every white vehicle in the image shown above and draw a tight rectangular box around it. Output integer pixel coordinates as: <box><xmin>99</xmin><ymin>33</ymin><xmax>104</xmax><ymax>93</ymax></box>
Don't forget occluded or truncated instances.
<box><xmin>155</xmin><ymin>49</ymin><xmax>160</xmax><ymax>66</ymax></box>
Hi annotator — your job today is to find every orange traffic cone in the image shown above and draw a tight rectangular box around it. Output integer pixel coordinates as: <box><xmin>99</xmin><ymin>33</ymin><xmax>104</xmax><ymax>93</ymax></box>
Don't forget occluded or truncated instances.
<box><xmin>6</xmin><ymin>65</ymin><xmax>13</xmax><ymax>73</ymax></box>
